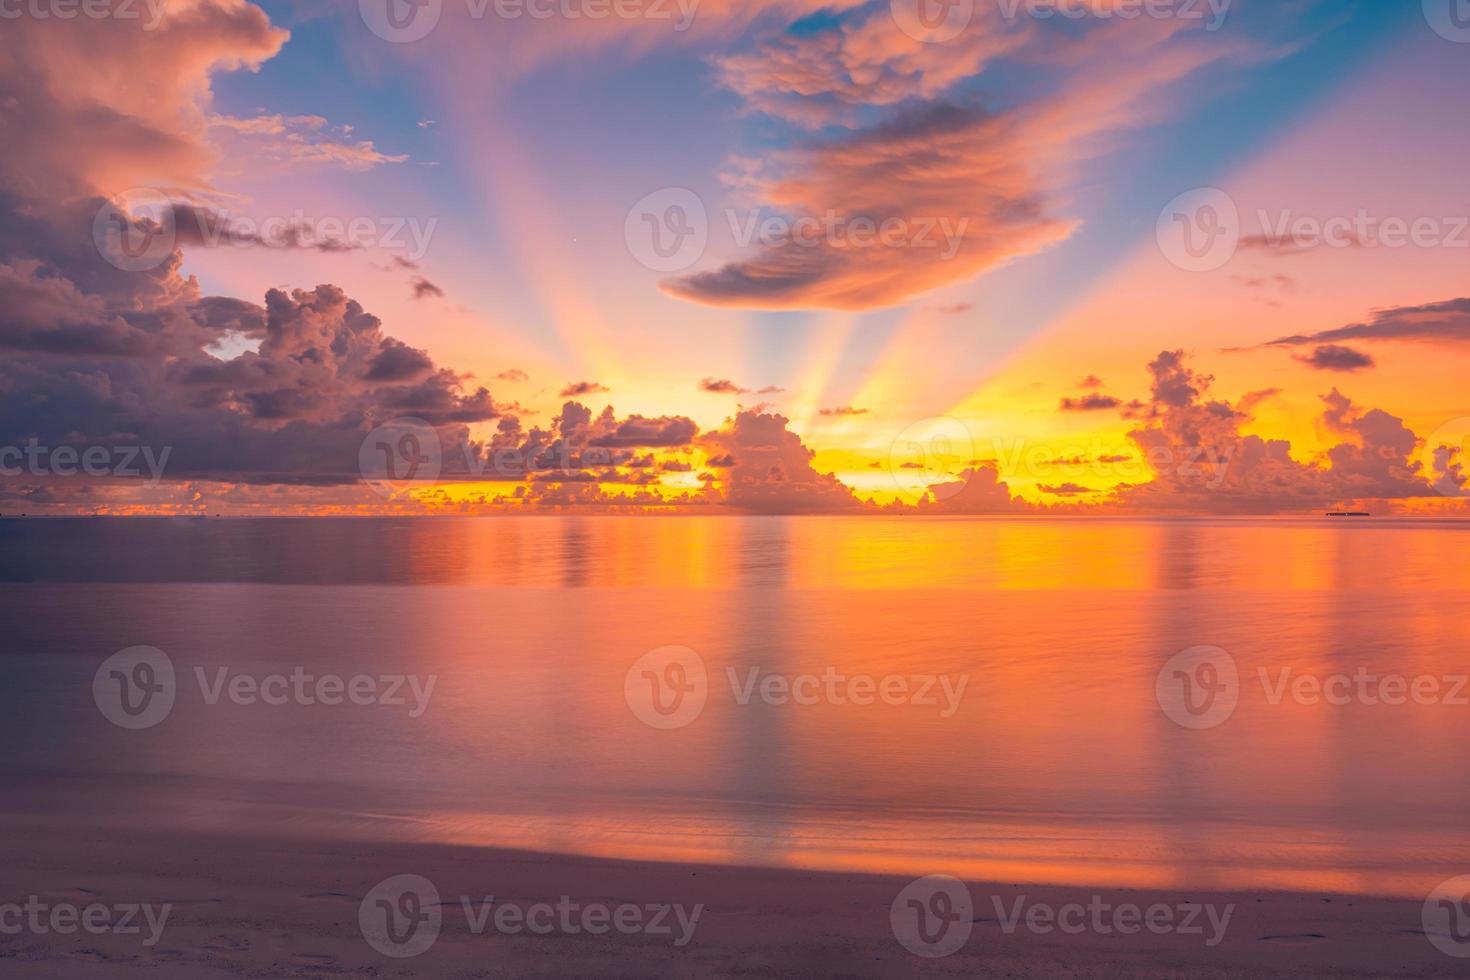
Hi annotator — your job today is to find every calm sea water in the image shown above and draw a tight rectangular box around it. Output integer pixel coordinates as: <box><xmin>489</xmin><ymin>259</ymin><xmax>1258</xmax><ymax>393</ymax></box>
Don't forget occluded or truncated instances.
<box><xmin>2</xmin><ymin>516</ymin><xmax>1468</xmax><ymax>897</ymax></box>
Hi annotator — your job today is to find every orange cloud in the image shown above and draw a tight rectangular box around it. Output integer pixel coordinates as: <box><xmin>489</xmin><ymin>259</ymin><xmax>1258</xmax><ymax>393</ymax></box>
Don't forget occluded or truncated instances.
<box><xmin>664</xmin><ymin>16</ymin><xmax>1259</xmax><ymax>310</ymax></box>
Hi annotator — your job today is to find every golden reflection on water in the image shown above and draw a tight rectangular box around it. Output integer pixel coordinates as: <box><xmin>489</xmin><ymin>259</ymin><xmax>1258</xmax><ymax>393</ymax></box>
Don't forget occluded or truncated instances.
<box><xmin>6</xmin><ymin>516</ymin><xmax>1470</xmax><ymax>897</ymax></box>
<box><xmin>366</xmin><ymin>518</ymin><xmax>1470</xmax><ymax>897</ymax></box>
<box><xmin>377</xmin><ymin>515</ymin><xmax>1470</xmax><ymax>592</ymax></box>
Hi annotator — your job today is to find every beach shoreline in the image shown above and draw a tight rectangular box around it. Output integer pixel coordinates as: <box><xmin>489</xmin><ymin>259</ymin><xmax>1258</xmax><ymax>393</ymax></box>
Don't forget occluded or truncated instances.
<box><xmin>0</xmin><ymin>818</ymin><xmax>1459</xmax><ymax>978</ymax></box>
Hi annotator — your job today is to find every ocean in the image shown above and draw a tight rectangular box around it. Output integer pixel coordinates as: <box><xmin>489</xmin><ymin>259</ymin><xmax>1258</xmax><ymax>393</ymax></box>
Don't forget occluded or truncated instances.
<box><xmin>2</xmin><ymin>515</ymin><xmax>1467</xmax><ymax>897</ymax></box>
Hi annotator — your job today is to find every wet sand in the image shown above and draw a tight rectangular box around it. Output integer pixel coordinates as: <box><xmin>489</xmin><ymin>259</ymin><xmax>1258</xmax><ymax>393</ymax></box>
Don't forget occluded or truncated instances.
<box><xmin>0</xmin><ymin>817</ymin><xmax>1461</xmax><ymax>978</ymax></box>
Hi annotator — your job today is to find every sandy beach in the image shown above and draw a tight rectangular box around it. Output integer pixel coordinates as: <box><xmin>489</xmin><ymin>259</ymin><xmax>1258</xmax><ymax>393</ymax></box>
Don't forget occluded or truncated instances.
<box><xmin>0</xmin><ymin>817</ymin><xmax>1460</xmax><ymax>979</ymax></box>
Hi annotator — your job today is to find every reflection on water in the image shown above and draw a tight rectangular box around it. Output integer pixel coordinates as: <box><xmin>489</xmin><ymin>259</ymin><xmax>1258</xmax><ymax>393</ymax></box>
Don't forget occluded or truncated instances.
<box><xmin>1</xmin><ymin>516</ymin><xmax>1468</xmax><ymax>896</ymax></box>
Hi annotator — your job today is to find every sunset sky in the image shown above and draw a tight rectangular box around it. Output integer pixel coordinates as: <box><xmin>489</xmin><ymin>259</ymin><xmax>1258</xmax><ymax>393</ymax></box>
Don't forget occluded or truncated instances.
<box><xmin>3</xmin><ymin>0</ymin><xmax>1469</xmax><ymax>514</ymax></box>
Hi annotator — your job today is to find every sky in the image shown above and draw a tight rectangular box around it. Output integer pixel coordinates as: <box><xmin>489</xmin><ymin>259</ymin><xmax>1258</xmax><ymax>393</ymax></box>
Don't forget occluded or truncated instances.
<box><xmin>2</xmin><ymin>0</ymin><xmax>1469</xmax><ymax>514</ymax></box>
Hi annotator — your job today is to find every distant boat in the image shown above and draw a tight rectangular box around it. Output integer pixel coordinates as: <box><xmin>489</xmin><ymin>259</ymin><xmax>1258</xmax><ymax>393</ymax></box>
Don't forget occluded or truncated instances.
<box><xmin>1325</xmin><ymin>511</ymin><xmax>1370</xmax><ymax>517</ymax></box>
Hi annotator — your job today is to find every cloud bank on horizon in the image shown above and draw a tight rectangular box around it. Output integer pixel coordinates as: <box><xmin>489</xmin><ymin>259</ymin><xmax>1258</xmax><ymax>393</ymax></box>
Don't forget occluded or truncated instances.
<box><xmin>0</xmin><ymin>0</ymin><xmax>1466</xmax><ymax>515</ymax></box>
